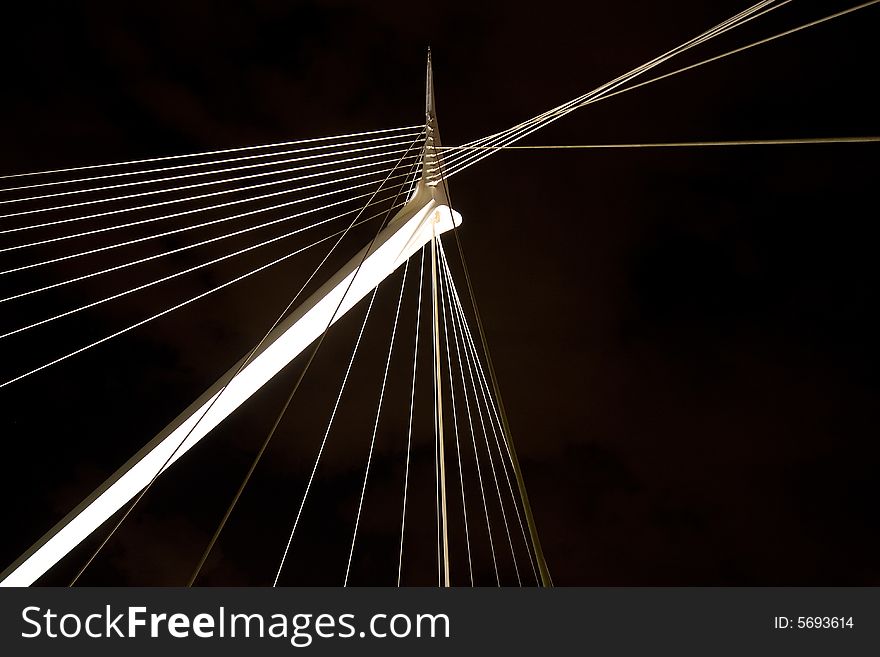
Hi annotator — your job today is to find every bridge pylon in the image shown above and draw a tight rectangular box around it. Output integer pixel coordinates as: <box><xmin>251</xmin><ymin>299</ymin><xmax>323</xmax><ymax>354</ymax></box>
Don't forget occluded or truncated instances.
<box><xmin>0</xmin><ymin>52</ymin><xmax>461</xmax><ymax>588</ymax></box>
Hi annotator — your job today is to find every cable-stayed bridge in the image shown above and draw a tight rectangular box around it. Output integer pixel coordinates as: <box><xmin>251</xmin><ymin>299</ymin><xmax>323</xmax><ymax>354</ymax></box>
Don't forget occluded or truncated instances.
<box><xmin>1</xmin><ymin>0</ymin><xmax>878</xmax><ymax>587</ymax></box>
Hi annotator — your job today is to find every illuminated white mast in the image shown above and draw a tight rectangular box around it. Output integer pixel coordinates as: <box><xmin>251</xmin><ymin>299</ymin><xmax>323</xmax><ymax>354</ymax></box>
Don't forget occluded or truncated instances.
<box><xmin>1</xmin><ymin>54</ymin><xmax>460</xmax><ymax>587</ymax></box>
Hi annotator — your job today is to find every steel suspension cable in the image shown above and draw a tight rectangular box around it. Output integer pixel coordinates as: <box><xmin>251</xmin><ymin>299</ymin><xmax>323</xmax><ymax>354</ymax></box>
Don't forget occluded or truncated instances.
<box><xmin>444</xmin><ymin>247</ymin><xmax>499</xmax><ymax>585</ymax></box>
<box><xmin>437</xmin><ymin>245</ymin><xmax>475</xmax><ymax>586</ymax></box>
<box><xmin>449</xmin><ymin>260</ymin><xmax>521</xmax><ymax>585</ymax></box>
<box><xmin>274</xmin><ymin>149</ymin><xmax>420</xmax><ymax>587</ymax></box>
<box><xmin>0</xmin><ymin>151</ymin><xmax>420</xmax><ymax>239</ymax></box>
<box><xmin>0</xmin><ymin>187</ymin><xmax>401</xmax><ymax>304</ymax></box>
<box><xmin>0</xmin><ymin>168</ymin><xmax>416</xmax><ymax>277</ymax></box>
<box><xmin>65</xmin><ymin>201</ymin><xmax>396</xmax><ymax>585</ymax></box>
<box><xmin>431</xmin><ymin>232</ymin><xmax>443</xmax><ymax>587</ymax></box>
<box><xmin>447</xmin><ymin>0</ymin><xmax>786</xmax><ymax>159</ymax></box>
<box><xmin>186</xmin><ymin>132</ymin><xmax>425</xmax><ymax>586</ymax></box>
<box><xmin>439</xmin><ymin>0</ymin><xmax>787</xmax><ymax>175</ymax></box>
<box><xmin>0</xmin><ymin>132</ymin><xmax>422</xmax><ymax>201</ymax></box>
<box><xmin>67</xmin><ymin>132</ymin><xmax>425</xmax><ymax>585</ymax></box>
<box><xmin>439</xmin><ymin>241</ymin><xmax>539</xmax><ymax>584</ymax></box>
<box><xmin>0</xmin><ymin>125</ymin><xmax>422</xmax><ymax>183</ymax></box>
<box><xmin>559</xmin><ymin>0</ymin><xmax>880</xmax><ymax>120</ymax></box>
<box><xmin>434</xmin><ymin>369</ymin><xmax>442</xmax><ymax>586</ymax></box>
<box><xmin>344</xmin><ymin>260</ymin><xmax>410</xmax><ymax>587</ymax></box>
<box><xmin>0</xmin><ymin>144</ymin><xmax>416</xmax><ymax>222</ymax></box>
<box><xmin>434</xmin><ymin>154</ymin><xmax>553</xmax><ymax>587</ymax></box>
<box><xmin>273</xmin><ymin>286</ymin><xmax>379</xmax><ymax>586</ymax></box>
<box><xmin>0</xmin><ymin>192</ymin><xmax>406</xmax><ymax>340</ymax></box>
<box><xmin>396</xmin><ymin>246</ymin><xmax>426</xmax><ymax>587</ymax></box>
<box><xmin>440</xmin><ymin>137</ymin><xmax>880</xmax><ymax>152</ymax></box>
<box><xmin>445</xmin><ymin>1</ymin><xmax>880</xmax><ymax>178</ymax></box>
<box><xmin>440</xmin><ymin>1</ymin><xmax>787</xmax><ymax>175</ymax></box>
<box><xmin>2</xmin><ymin>201</ymin><xmax>400</xmax><ymax>392</ymax></box>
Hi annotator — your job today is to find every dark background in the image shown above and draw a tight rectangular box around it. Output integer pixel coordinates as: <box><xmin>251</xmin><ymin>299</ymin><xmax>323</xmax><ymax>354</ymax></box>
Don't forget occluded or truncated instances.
<box><xmin>0</xmin><ymin>0</ymin><xmax>878</xmax><ymax>586</ymax></box>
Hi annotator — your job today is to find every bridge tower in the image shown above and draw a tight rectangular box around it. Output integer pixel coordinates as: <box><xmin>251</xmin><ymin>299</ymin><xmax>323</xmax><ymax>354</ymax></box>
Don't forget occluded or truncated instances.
<box><xmin>0</xmin><ymin>52</ymin><xmax>552</xmax><ymax>588</ymax></box>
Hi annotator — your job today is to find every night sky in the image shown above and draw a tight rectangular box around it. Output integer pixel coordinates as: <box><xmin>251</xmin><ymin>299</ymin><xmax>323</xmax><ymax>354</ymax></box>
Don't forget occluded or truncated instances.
<box><xmin>0</xmin><ymin>0</ymin><xmax>878</xmax><ymax>586</ymax></box>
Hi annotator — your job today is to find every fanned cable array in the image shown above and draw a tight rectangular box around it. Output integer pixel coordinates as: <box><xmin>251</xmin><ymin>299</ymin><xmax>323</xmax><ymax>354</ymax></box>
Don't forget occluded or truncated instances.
<box><xmin>0</xmin><ymin>125</ymin><xmax>425</xmax><ymax>389</ymax></box>
<box><xmin>434</xmin><ymin>0</ymin><xmax>880</xmax><ymax>177</ymax></box>
<box><xmin>258</xmin><ymin>237</ymin><xmax>541</xmax><ymax>586</ymax></box>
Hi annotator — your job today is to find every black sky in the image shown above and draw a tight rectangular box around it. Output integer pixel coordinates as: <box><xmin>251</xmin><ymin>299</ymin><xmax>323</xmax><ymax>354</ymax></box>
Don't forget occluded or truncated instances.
<box><xmin>0</xmin><ymin>0</ymin><xmax>878</xmax><ymax>586</ymax></box>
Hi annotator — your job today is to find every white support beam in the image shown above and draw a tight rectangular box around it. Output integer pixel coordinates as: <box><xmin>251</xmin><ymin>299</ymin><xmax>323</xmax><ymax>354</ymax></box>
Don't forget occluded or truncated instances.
<box><xmin>2</xmin><ymin>49</ymin><xmax>461</xmax><ymax>588</ymax></box>
<box><xmin>0</xmin><ymin>178</ymin><xmax>461</xmax><ymax>587</ymax></box>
